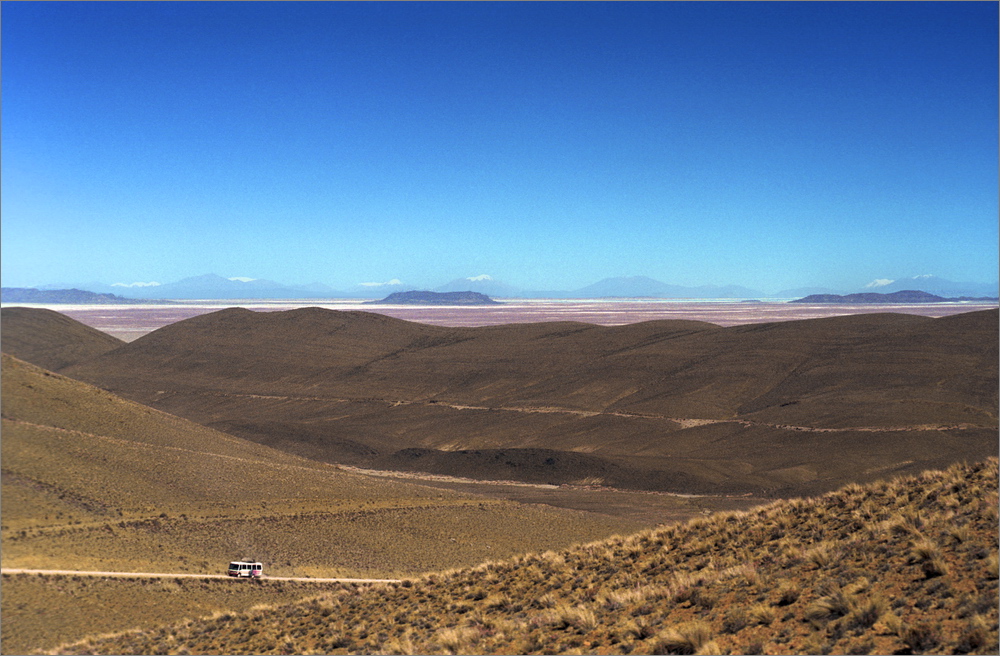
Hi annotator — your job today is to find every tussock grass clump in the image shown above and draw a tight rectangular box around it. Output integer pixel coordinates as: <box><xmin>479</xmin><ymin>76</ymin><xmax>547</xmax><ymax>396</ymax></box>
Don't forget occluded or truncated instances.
<box><xmin>647</xmin><ymin>621</ymin><xmax>715</xmax><ymax>655</ymax></box>
<box><xmin>909</xmin><ymin>538</ymin><xmax>950</xmax><ymax>578</ymax></box>
<box><xmin>720</xmin><ymin>608</ymin><xmax>748</xmax><ymax>635</ymax></box>
<box><xmin>431</xmin><ymin>625</ymin><xmax>480</xmax><ymax>655</ymax></box>
<box><xmin>43</xmin><ymin>459</ymin><xmax>1000</xmax><ymax>656</ymax></box>
<box><xmin>772</xmin><ymin>579</ymin><xmax>800</xmax><ymax>606</ymax></box>
<box><xmin>844</xmin><ymin>594</ymin><xmax>888</xmax><ymax>632</ymax></box>
<box><xmin>805</xmin><ymin>586</ymin><xmax>858</xmax><ymax>624</ymax></box>
<box><xmin>745</xmin><ymin>602</ymin><xmax>777</xmax><ymax>626</ymax></box>
<box><xmin>802</xmin><ymin>541</ymin><xmax>839</xmax><ymax>568</ymax></box>
<box><xmin>534</xmin><ymin>603</ymin><xmax>599</xmax><ymax>633</ymax></box>
<box><xmin>619</xmin><ymin>616</ymin><xmax>656</xmax><ymax>641</ymax></box>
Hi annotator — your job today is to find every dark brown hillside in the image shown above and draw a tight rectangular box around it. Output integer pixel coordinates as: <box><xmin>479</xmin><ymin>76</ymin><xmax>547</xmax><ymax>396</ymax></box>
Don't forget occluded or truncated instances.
<box><xmin>1</xmin><ymin>307</ymin><xmax>124</xmax><ymax>371</ymax></box>
<box><xmin>724</xmin><ymin>311</ymin><xmax>999</xmax><ymax>428</ymax></box>
<box><xmin>61</xmin><ymin>308</ymin><xmax>999</xmax><ymax>496</ymax></box>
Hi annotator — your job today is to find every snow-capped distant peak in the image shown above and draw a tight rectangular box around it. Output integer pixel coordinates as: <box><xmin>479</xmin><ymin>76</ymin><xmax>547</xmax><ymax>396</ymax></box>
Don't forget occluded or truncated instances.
<box><xmin>228</xmin><ymin>277</ymin><xmax>257</xmax><ymax>283</ymax></box>
<box><xmin>359</xmin><ymin>279</ymin><xmax>403</xmax><ymax>287</ymax></box>
<box><xmin>913</xmin><ymin>274</ymin><xmax>935</xmax><ymax>279</ymax></box>
<box><xmin>864</xmin><ymin>279</ymin><xmax>895</xmax><ymax>288</ymax></box>
<box><xmin>111</xmin><ymin>281</ymin><xmax>161</xmax><ymax>287</ymax></box>
<box><xmin>467</xmin><ymin>274</ymin><xmax>493</xmax><ymax>281</ymax></box>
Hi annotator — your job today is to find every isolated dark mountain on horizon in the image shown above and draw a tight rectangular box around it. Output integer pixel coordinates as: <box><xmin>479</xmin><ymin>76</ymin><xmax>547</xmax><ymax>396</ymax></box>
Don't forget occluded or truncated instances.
<box><xmin>366</xmin><ymin>290</ymin><xmax>501</xmax><ymax>305</ymax></box>
<box><xmin>791</xmin><ymin>290</ymin><xmax>999</xmax><ymax>304</ymax></box>
<box><xmin>0</xmin><ymin>287</ymin><xmax>167</xmax><ymax>305</ymax></box>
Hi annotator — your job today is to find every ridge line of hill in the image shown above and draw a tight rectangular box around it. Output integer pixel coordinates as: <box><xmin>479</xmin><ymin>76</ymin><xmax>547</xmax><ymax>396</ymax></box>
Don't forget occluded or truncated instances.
<box><xmin>0</xmin><ymin>417</ymin><xmax>344</xmax><ymax>475</ymax></box>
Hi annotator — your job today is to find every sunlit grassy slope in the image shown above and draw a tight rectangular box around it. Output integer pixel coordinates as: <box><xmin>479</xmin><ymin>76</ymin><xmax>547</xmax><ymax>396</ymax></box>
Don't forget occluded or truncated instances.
<box><xmin>1</xmin><ymin>353</ymin><xmax>641</xmax><ymax>578</ymax></box>
<box><xmin>54</xmin><ymin>459</ymin><xmax>998</xmax><ymax>655</ymax></box>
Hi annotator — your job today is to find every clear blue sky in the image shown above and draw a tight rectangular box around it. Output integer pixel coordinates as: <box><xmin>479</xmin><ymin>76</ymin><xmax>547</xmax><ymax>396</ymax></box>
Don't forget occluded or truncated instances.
<box><xmin>2</xmin><ymin>2</ymin><xmax>997</xmax><ymax>292</ymax></box>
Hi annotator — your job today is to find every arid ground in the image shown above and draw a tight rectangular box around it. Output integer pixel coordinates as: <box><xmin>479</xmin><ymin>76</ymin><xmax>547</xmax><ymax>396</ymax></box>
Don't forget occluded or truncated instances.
<box><xmin>1</xmin><ymin>304</ymin><xmax>996</xmax><ymax>654</ymax></box>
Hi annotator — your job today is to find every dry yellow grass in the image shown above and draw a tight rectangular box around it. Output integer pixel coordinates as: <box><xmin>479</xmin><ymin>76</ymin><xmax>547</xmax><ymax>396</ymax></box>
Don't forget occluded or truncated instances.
<box><xmin>49</xmin><ymin>458</ymin><xmax>998</xmax><ymax>655</ymax></box>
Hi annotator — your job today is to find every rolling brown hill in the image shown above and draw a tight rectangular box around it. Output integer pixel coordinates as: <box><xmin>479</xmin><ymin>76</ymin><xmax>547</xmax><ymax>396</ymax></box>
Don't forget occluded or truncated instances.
<box><xmin>1</xmin><ymin>352</ymin><xmax>641</xmax><ymax>576</ymax></box>
<box><xmin>59</xmin><ymin>307</ymin><xmax>999</xmax><ymax>496</ymax></box>
<box><xmin>50</xmin><ymin>458</ymin><xmax>999</xmax><ymax>655</ymax></box>
<box><xmin>2</xmin><ymin>352</ymin><xmax>648</xmax><ymax>652</ymax></box>
<box><xmin>1</xmin><ymin>307</ymin><xmax>125</xmax><ymax>371</ymax></box>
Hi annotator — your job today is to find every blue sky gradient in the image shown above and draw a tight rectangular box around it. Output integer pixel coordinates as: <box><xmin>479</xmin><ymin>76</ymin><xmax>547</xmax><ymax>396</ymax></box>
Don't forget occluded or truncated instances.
<box><xmin>2</xmin><ymin>2</ymin><xmax>997</xmax><ymax>292</ymax></box>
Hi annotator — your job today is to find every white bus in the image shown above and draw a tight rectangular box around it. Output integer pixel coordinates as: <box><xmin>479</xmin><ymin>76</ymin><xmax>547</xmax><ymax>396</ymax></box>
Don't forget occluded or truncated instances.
<box><xmin>227</xmin><ymin>561</ymin><xmax>263</xmax><ymax>578</ymax></box>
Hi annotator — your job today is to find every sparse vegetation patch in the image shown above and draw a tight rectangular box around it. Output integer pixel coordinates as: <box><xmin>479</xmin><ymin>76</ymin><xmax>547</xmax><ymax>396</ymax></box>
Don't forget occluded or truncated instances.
<box><xmin>47</xmin><ymin>459</ymin><xmax>998</xmax><ymax>655</ymax></box>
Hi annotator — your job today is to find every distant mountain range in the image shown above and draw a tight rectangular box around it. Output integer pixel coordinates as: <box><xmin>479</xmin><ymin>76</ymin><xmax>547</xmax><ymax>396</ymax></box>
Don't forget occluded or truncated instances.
<box><xmin>569</xmin><ymin>276</ymin><xmax>766</xmax><ymax>299</ymax></box>
<box><xmin>790</xmin><ymin>290</ymin><xmax>999</xmax><ymax>304</ymax></box>
<box><xmin>37</xmin><ymin>274</ymin><xmax>347</xmax><ymax>300</ymax></box>
<box><xmin>0</xmin><ymin>287</ymin><xmax>167</xmax><ymax>304</ymax></box>
<box><xmin>13</xmin><ymin>273</ymin><xmax>997</xmax><ymax>301</ymax></box>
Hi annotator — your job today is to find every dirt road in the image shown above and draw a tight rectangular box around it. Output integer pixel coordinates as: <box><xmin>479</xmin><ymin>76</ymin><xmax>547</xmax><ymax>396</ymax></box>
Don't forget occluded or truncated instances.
<box><xmin>0</xmin><ymin>568</ymin><xmax>400</xmax><ymax>584</ymax></box>
<box><xmin>204</xmin><ymin>390</ymin><xmax>982</xmax><ymax>434</ymax></box>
